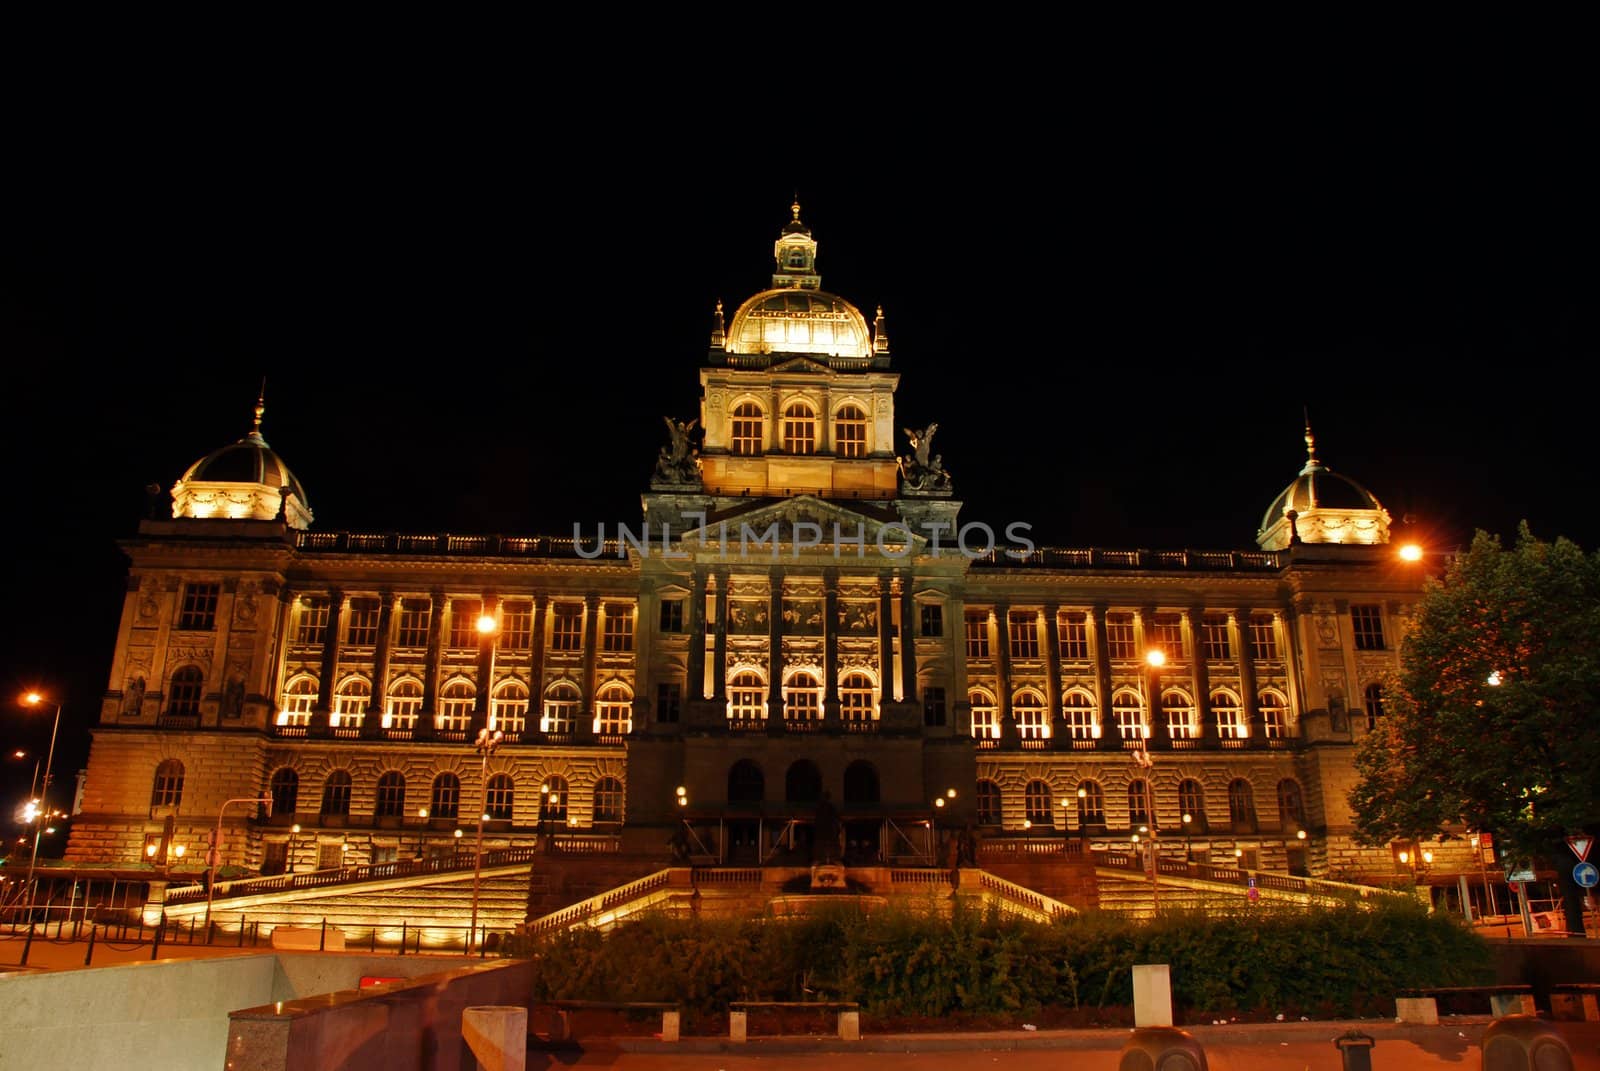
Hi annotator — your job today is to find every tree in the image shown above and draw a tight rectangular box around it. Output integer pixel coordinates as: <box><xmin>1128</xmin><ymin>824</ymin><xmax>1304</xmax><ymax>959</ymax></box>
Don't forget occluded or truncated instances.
<box><xmin>1350</xmin><ymin>523</ymin><xmax>1600</xmax><ymax>935</ymax></box>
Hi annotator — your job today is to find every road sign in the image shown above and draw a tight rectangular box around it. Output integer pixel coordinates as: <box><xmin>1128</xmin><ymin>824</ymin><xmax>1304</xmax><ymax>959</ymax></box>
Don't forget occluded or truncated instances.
<box><xmin>1505</xmin><ymin>864</ymin><xmax>1536</xmax><ymax>884</ymax></box>
<box><xmin>1567</xmin><ymin>835</ymin><xmax>1593</xmax><ymax>862</ymax></box>
<box><xmin>1575</xmin><ymin>862</ymin><xmax>1598</xmax><ymax>889</ymax></box>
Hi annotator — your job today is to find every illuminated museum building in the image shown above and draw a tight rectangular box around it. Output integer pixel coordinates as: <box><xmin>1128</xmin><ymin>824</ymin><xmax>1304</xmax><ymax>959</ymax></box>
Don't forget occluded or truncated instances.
<box><xmin>68</xmin><ymin>205</ymin><xmax>1430</xmax><ymax>893</ymax></box>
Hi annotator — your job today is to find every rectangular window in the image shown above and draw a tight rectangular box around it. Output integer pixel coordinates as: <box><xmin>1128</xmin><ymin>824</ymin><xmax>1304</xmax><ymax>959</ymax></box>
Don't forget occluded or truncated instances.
<box><xmin>1250</xmin><ymin>613</ymin><xmax>1281</xmax><ymax>659</ymax></box>
<box><xmin>1104</xmin><ymin>612</ymin><xmax>1136</xmax><ymax>660</ymax></box>
<box><xmin>1202</xmin><ymin>613</ymin><xmax>1232</xmax><ymax>661</ymax></box>
<box><xmin>964</xmin><ymin>612</ymin><xmax>990</xmax><ymax>658</ymax></box>
<box><xmin>1350</xmin><ymin>604</ymin><xmax>1385</xmax><ymax>651</ymax></box>
<box><xmin>1059</xmin><ymin>612</ymin><xmax>1089</xmax><ymax>660</ymax></box>
<box><xmin>1150</xmin><ymin>613</ymin><xmax>1185</xmax><ymax>660</ymax></box>
<box><xmin>656</xmin><ymin>682</ymin><xmax>681</xmax><ymax>724</ymax></box>
<box><xmin>602</xmin><ymin>605</ymin><xmax>634</xmax><ymax>652</ymax></box>
<box><xmin>1008</xmin><ymin>612</ymin><xmax>1040</xmax><ymax>659</ymax></box>
<box><xmin>551</xmin><ymin>604</ymin><xmax>583</xmax><ymax>651</ymax></box>
<box><xmin>177</xmin><ymin>582</ymin><xmax>220</xmax><ymax>631</ymax></box>
<box><xmin>397</xmin><ymin>599</ymin><xmax>431</xmax><ymax>648</ymax></box>
<box><xmin>318</xmin><ymin>843</ymin><xmax>344</xmax><ymax>871</ymax></box>
<box><xmin>923</xmin><ymin>686</ymin><xmax>947</xmax><ymax>727</ymax></box>
<box><xmin>449</xmin><ymin>599</ymin><xmax>482</xmax><ymax>649</ymax></box>
<box><xmin>500</xmin><ymin>600</ymin><xmax>533</xmax><ymax>651</ymax></box>
<box><xmin>919</xmin><ymin>603</ymin><xmax>943</xmax><ymax>637</ymax></box>
<box><xmin>346</xmin><ymin>599</ymin><xmax>380</xmax><ymax>647</ymax></box>
<box><xmin>371</xmin><ymin>845</ymin><xmax>398</xmax><ymax>864</ymax></box>
<box><xmin>658</xmin><ymin>598</ymin><xmax>685</xmax><ymax>633</ymax></box>
<box><xmin>296</xmin><ymin>597</ymin><xmax>330</xmax><ymax>645</ymax></box>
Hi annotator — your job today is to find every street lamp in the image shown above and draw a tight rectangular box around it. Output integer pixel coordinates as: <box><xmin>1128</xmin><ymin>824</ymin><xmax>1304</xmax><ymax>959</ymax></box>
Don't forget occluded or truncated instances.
<box><xmin>467</xmin><ymin>725</ymin><xmax>504</xmax><ymax>954</ymax></box>
<box><xmin>415</xmin><ymin>807</ymin><xmax>429</xmax><ymax>859</ymax></box>
<box><xmin>1133</xmin><ymin>652</ymin><xmax>1163</xmax><ymax>912</ymax></box>
<box><xmin>19</xmin><ymin>692</ymin><xmax>62</xmax><ymax>921</ymax></box>
<box><xmin>290</xmin><ymin>823</ymin><xmax>303</xmax><ymax>872</ymax></box>
<box><xmin>206</xmin><ymin>795</ymin><xmax>273</xmax><ymax>930</ymax></box>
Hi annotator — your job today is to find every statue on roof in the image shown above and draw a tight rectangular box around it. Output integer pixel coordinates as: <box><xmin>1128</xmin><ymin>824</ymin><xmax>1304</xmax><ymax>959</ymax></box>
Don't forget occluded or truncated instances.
<box><xmin>899</xmin><ymin>423</ymin><xmax>952</xmax><ymax>493</ymax></box>
<box><xmin>653</xmin><ymin>416</ymin><xmax>702</xmax><ymax>487</ymax></box>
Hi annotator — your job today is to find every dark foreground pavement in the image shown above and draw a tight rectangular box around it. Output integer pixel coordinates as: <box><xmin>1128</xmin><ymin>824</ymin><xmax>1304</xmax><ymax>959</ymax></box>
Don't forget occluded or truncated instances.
<box><xmin>529</xmin><ymin>1019</ymin><xmax>1600</xmax><ymax>1069</ymax></box>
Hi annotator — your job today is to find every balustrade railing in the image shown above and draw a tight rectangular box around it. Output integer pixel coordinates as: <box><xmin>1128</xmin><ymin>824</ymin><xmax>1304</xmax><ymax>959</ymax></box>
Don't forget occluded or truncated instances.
<box><xmin>164</xmin><ymin>845</ymin><xmax>544</xmax><ymax>906</ymax></box>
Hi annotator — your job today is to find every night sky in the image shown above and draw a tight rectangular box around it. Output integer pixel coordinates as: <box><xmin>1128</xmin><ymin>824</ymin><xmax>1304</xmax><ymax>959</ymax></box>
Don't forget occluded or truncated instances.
<box><xmin>3</xmin><ymin>56</ymin><xmax>1595</xmax><ymax>822</ymax></box>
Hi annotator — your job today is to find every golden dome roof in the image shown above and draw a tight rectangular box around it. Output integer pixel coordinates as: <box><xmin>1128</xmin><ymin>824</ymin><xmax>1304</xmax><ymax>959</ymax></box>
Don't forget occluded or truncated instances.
<box><xmin>723</xmin><ymin>287</ymin><xmax>873</xmax><ymax>359</ymax></box>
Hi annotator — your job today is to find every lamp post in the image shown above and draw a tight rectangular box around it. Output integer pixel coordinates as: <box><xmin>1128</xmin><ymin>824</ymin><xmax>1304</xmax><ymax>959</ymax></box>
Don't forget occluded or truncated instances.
<box><xmin>415</xmin><ymin>807</ymin><xmax>429</xmax><ymax>859</ymax></box>
<box><xmin>1134</xmin><ymin>651</ymin><xmax>1164</xmax><ymax>913</ymax></box>
<box><xmin>290</xmin><ymin>823</ymin><xmax>302</xmax><ymax>872</ymax></box>
<box><xmin>206</xmin><ymin>795</ymin><xmax>273</xmax><ymax>930</ymax></box>
<box><xmin>467</xmin><ymin>726</ymin><xmax>503</xmax><ymax>955</ymax></box>
<box><xmin>20</xmin><ymin>693</ymin><xmax>63</xmax><ymax>921</ymax></box>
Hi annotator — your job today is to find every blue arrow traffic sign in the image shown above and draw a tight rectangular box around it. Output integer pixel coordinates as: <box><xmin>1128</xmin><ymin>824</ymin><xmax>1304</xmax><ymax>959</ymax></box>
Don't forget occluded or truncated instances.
<box><xmin>1574</xmin><ymin>861</ymin><xmax>1598</xmax><ymax>889</ymax></box>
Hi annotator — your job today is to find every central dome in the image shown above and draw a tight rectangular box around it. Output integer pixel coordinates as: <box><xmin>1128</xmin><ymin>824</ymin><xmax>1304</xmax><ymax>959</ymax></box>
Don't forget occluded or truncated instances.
<box><xmin>724</xmin><ymin>288</ymin><xmax>873</xmax><ymax>359</ymax></box>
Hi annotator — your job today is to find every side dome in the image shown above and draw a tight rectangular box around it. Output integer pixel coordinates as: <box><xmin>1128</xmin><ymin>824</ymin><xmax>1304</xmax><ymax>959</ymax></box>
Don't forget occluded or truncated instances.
<box><xmin>1257</xmin><ymin>422</ymin><xmax>1389</xmax><ymax>550</ymax></box>
<box><xmin>170</xmin><ymin>396</ymin><xmax>313</xmax><ymax>529</ymax></box>
<box><xmin>724</xmin><ymin>288</ymin><xmax>873</xmax><ymax>359</ymax></box>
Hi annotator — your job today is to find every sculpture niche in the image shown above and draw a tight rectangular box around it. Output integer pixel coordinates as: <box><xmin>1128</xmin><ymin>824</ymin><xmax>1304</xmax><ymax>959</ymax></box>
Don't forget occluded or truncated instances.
<box><xmin>898</xmin><ymin>422</ymin><xmax>952</xmax><ymax>493</ymax></box>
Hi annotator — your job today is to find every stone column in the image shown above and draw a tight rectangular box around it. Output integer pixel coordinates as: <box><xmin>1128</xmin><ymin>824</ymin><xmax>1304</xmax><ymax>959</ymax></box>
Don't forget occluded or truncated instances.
<box><xmin>578</xmin><ymin>594</ymin><xmax>599</xmax><ymax>742</ymax></box>
<box><xmin>687</xmin><ymin>574</ymin><xmax>707</xmax><ymax>699</ymax></box>
<box><xmin>877</xmin><ymin>573</ymin><xmax>894</xmax><ymax>704</ymax></box>
<box><xmin>993</xmin><ymin>603</ymin><xmax>1014</xmax><ymax>738</ymax></box>
<box><xmin>767</xmin><ymin>568</ymin><xmax>785</xmax><ymax>735</ymax></box>
<box><xmin>362</xmin><ymin>591</ymin><xmax>396</xmax><ymax>738</ymax></box>
<box><xmin>472</xmin><ymin>593</ymin><xmax>499</xmax><ymax>733</ymax></box>
<box><xmin>712</xmin><ymin>569</ymin><xmax>730</xmax><ymax>702</ymax></box>
<box><xmin>1280</xmin><ymin>603</ymin><xmax>1307</xmax><ymax>737</ymax></box>
<box><xmin>823</xmin><ymin>568</ymin><xmax>841</xmax><ymax>727</ymax></box>
<box><xmin>1236</xmin><ymin>608</ymin><xmax>1262</xmax><ymax>745</ymax></box>
<box><xmin>528</xmin><ymin>594</ymin><xmax>548</xmax><ymax>739</ymax></box>
<box><xmin>1091</xmin><ymin>604</ymin><xmax>1113</xmax><ymax>749</ymax></box>
<box><xmin>898</xmin><ymin>574</ymin><xmax>917</xmax><ymax>707</ymax></box>
<box><xmin>416</xmin><ymin>589</ymin><xmax>445</xmax><ymax>740</ymax></box>
<box><xmin>311</xmin><ymin>589</ymin><xmax>343</xmax><ymax>737</ymax></box>
<box><xmin>1044</xmin><ymin>606</ymin><xmax>1064</xmax><ymax>740</ymax></box>
<box><xmin>1137</xmin><ymin>607</ymin><xmax>1168</xmax><ymax>747</ymax></box>
<box><xmin>1187</xmin><ymin>607</ymin><xmax>1214</xmax><ymax>745</ymax></box>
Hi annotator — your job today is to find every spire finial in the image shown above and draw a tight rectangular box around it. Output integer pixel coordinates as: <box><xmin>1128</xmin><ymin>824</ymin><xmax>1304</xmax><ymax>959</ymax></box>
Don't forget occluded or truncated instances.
<box><xmin>252</xmin><ymin>378</ymin><xmax>267</xmax><ymax>438</ymax></box>
<box><xmin>1303</xmin><ymin>406</ymin><xmax>1318</xmax><ymax>467</ymax></box>
<box><xmin>710</xmin><ymin>299</ymin><xmax>726</xmax><ymax>348</ymax></box>
<box><xmin>791</xmin><ymin>196</ymin><xmax>802</xmax><ymax>222</ymax></box>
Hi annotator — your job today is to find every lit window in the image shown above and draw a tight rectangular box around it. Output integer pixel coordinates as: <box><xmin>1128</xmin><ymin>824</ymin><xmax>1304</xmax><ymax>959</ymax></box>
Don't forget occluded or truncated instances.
<box><xmin>1062</xmin><ymin>691</ymin><xmax>1097</xmax><ymax>738</ymax></box>
<box><xmin>375</xmin><ymin>771</ymin><xmax>405</xmax><ymax>818</ymax></box>
<box><xmin>500</xmin><ymin>601</ymin><xmax>533</xmax><ymax>651</ymax></box>
<box><xmin>969</xmin><ymin>689</ymin><xmax>997</xmax><ymax>739</ymax></box>
<box><xmin>594</xmin><ymin>776</ymin><xmax>624</xmax><ymax>823</ymax></box>
<box><xmin>1024</xmin><ymin>780</ymin><xmax>1052</xmax><ymax>825</ymax></box>
<box><xmin>151</xmin><ymin>759</ymin><xmax>184</xmax><ymax>808</ymax></box>
<box><xmin>783</xmin><ymin>401</ymin><xmax>816</xmax><ymax>454</ymax></box>
<box><xmin>1059</xmin><ymin>612</ymin><xmax>1089</xmax><ymax>660</ymax></box>
<box><xmin>1008</xmin><ymin>612</ymin><xmax>1040</xmax><ymax>659</ymax></box>
<box><xmin>280</xmin><ymin>676</ymin><xmax>318</xmax><ymax>726</ymax></box>
<box><xmin>541</xmin><ymin>776</ymin><xmax>568</xmax><ymax>822</ymax></box>
<box><xmin>839</xmin><ymin>673</ymin><xmax>875</xmax><ymax>721</ymax></box>
<box><xmin>551</xmin><ymin>604</ymin><xmax>583</xmax><ymax>652</ymax></box>
<box><xmin>595</xmin><ymin>682</ymin><xmax>632</xmax><ymax>736</ymax></box>
<box><xmin>490</xmin><ymin>680</ymin><xmax>529</xmax><ymax>734</ymax></box>
<box><xmin>1250</xmin><ymin>613</ymin><xmax>1281</xmax><ymax>659</ymax></box>
<box><xmin>1162</xmin><ymin>688</ymin><xmax>1196</xmax><ymax>739</ymax></box>
<box><xmin>385</xmin><ymin>678</ymin><xmax>422</xmax><ymax>729</ymax></box>
<box><xmin>784</xmin><ymin>671</ymin><xmax>822</xmax><ymax>721</ymax></box>
<box><xmin>1363</xmin><ymin>682</ymin><xmax>1386</xmax><ymax>730</ymax></box>
<box><xmin>485</xmin><ymin>774</ymin><xmax>515</xmax><ymax>820</ymax></box>
<box><xmin>320</xmin><ymin>771</ymin><xmax>352</xmax><ymax>817</ymax></box>
<box><xmin>728</xmin><ymin>671</ymin><xmax>766</xmax><ymax>722</ymax></box>
<box><xmin>543</xmin><ymin>682</ymin><xmax>581</xmax><ymax>734</ymax></box>
<box><xmin>296</xmin><ymin>597</ymin><xmax>329</xmax><ymax>645</ymax></box>
<box><xmin>1211</xmin><ymin>689</ymin><xmax>1244</xmax><ymax>739</ymax></box>
<box><xmin>1150</xmin><ymin>613</ymin><xmax>1185</xmax><ymax>660</ymax></box>
<box><xmin>1259</xmin><ymin>689</ymin><xmax>1290</xmax><ymax>738</ymax></box>
<box><xmin>346</xmin><ymin>599</ymin><xmax>380</xmax><ymax>647</ymax></box>
<box><xmin>1012</xmin><ymin>690</ymin><xmax>1049</xmax><ymax>739</ymax></box>
<box><xmin>437</xmin><ymin>679</ymin><xmax>474</xmax><ymax>732</ymax></box>
<box><xmin>430</xmin><ymin>773</ymin><xmax>460</xmax><ymax>819</ymax></box>
<box><xmin>1202</xmin><ymin>614</ymin><xmax>1232</xmax><ymax>661</ymax></box>
<box><xmin>1112</xmin><ymin>690</ymin><xmax>1145</xmax><ymax>740</ymax></box>
<box><xmin>976</xmin><ymin>779</ymin><xmax>1002</xmax><ymax>825</ymax></box>
<box><xmin>449</xmin><ymin>600</ymin><xmax>482</xmax><ymax>649</ymax></box>
<box><xmin>1104</xmin><ymin>613</ymin><xmax>1136</xmax><ymax>660</ymax></box>
<box><xmin>168</xmin><ymin>666</ymin><xmax>204</xmax><ymax>718</ymax></box>
<box><xmin>1351</xmin><ymin>605</ymin><xmax>1385</xmax><ymax>651</ymax></box>
<box><xmin>269</xmin><ymin>768</ymin><xmax>299</xmax><ymax>817</ymax></box>
<box><xmin>397</xmin><ymin>599</ymin><xmax>431</xmax><ymax>648</ymax></box>
<box><xmin>602</xmin><ymin>605</ymin><xmax>634</xmax><ymax>652</ymax></box>
<box><xmin>833</xmin><ymin>404</ymin><xmax>867</xmax><ymax>457</ymax></box>
<box><xmin>1077</xmin><ymin>781</ymin><xmax>1106</xmax><ymax>826</ymax></box>
<box><xmin>965</xmin><ymin>612</ymin><xmax>991</xmax><ymax>658</ymax></box>
<box><xmin>333</xmin><ymin>677</ymin><xmax>369</xmax><ymax>729</ymax></box>
<box><xmin>1128</xmin><ymin>779</ymin><xmax>1151</xmax><ymax>826</ymax></box>
<box><xmin>177</xmin><ymin>582</ymin><xmax>220</xmax><ymax>631</ymax></box>
<box><xmin>730</xmin><ymin>402</ymin><xmax>764</xmax><ymax>456</ymax></box>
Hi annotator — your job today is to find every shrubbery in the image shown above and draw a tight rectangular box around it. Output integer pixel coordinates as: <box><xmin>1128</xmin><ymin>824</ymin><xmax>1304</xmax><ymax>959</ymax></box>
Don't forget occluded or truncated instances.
<box><xmin>513</xmin><ymin>899</ymin><xmax>1490</xmax><ymax>1021</ymax></box>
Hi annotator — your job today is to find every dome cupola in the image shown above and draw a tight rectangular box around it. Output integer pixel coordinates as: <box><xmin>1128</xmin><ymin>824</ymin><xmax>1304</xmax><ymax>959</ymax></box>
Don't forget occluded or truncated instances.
<box><xmin>1257</xmin><ymin>419</ymin><xmax>1388</xmax><ymax>550</ymax></box>
<box><xmin>170</xmin><ymin>391</ymin><xmax>313</xmax><ymax>529</ymax></box>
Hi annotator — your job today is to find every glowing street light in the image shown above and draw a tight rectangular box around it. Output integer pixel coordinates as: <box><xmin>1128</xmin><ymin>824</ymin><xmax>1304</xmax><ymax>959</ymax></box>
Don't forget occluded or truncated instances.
<box><xmin>468</xmin><ymin>725</ymin><xmax>503</xmax><ymax>955</ymax></box>
<box><xmin>1398</xmin><ymin>543</ymin><xmax>1424</xmax><ymax>563</ymax></box>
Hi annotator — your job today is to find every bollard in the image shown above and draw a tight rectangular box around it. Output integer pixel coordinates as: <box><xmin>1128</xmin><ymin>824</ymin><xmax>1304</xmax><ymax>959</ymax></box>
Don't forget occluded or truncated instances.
<box><xmin>84</xmin><ymin>925</ymin><xmax>96</xmax><ymax>966</ymax></box>
<box><xmin>238</xmin><ymin>914</ymin><xmax>247</xmax><ymax>947</ymax></box>
<box><xmin>399</xmin><ymin>920</ymin><xmax>406</xmax><ymax>955</ymax></box>
<box><xmin>21</xmin><ymin>921</ymin><xmax>34</xmax><ymax>966</ymax></box>
<box><xmin>1334</xmin><ymin>1030</ymin><xmax>1374</xmax><ymax>1071</ymax></box>
<box><xmin>319</xmin><ymin>917</ymin><xmax>327</xmax><ymax>951</ymax></box>
<box><xmin>1118</xmin><ymin>1025</ymin><xmax>1206</xmax><ymax>1070</ymax></box>
<box><xmin>1480</xmin><ymin>1014</ymin><xmax>1574</xmax><ymax>1071</ymax></box>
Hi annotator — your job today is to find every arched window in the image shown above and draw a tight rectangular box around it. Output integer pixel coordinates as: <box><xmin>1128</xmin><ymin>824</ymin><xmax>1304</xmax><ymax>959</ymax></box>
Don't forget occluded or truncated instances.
<box><xmin>969</xmin><ymin>688</ymin><xmax>998</xmax><ymax>739</ymax></box>
<box><xmin>1178</xmin><ymin>779</ymin><xmax>1206</xmax><ymax>826</ymax></box>
<box><xmin>540</xmin><ymin>776</ymin><xmax>568</xmax><ymax>823</ymax></box>
<box><xmin>375</xmin><ymin>771</ymin><xmax>406</xmax><ymax>818</ymax></box>
<box><xmin>437</xmin><ymin>679</ymin><xmax>474</xmax><ymax>733</ymax></box>
<box><xmin>151</xmin><ymin>759</ymin><xmax>184</xmax><ymax>808</ymax></box>
<box><xmin>1363</xmin><ymin>682</ymin><xmax>1386</xmax><ymax>730</ymax></box>
<box><xmin>728</xmin><ymin>759</ymin><xmax>764</xmax><ymax>803</ymax></box>
<box><xmin>1111</xmin><ymin>689</ymin><xmax>1145</xmax><ymax>740</ymax></box>
<box><xmin>386</xmin><ymin>678</ymin><xmax>422</xmax><ymax>730</ymax></box>
<box><xmin>1024</xmin><ymin>780</ymin><xmax>1052</xmax><ymax>825</ymax></box>
<box><xmin>168</xmin><ymin>666</ymin><xmax>205</xmax><ymax>718</ymax></box>
<box><xmin>279</xmin><ymin>675</ymin><xmax>318</xmax><ymax>727</ymax></box>
<box><xmin>594</xmin><ymin>776</ymin><xmax>624</xmax><ymax>823</ymax></box>
<box><xmin>728</xmin><ymin>671</ymin><xmax>766</xmax><ymax>722</ymax></box>
<box><xmin>833</xmin><ymin>404</ymin><xmax>867</xmax><ymax>458</ymax></box>
<box><xmin>1259</xmin><ymin>689</ymin><xmax>1290</xmax><ymax>738</ymax></box>
<box><xmin>730</xmin><ymin>402</ymin><xmax>764</xmax><ymax>456</ymax></box>
<box><xmin>430</xmin><ymin>773</ymin><xmax>460</xmax><ymax>819</ymax></box>
<box><xmin>334</xmin><ymin>677</ymin><xmax>369</xmax><ymax>729</ymax></box>
<box><xmin>1012</xmin><ymin>690</ymin><xmax>1049</xmax><ymax>739</ymax></box>
<box><xmin>1211</xmin><ymin>689</ymin><xmax>1244</xmax><ymax>739</ymax></box>
<box><xmin>1062</xmin><ymin>690</ymin><xmax>1097</xmax><ymax>739</ymax></box>
<box><xmin>1228</xmin><ymin>778</ymin><xmax>1257</xmax><ymax>828</ymax></box>
<box><xmin>783</xmin><ymin>401</ymin><xmax>816</xmax><ymax>454</ymax></box>
<box><xmin>843</xmin><ymin>761</ymin><xmax>879</xmax><ymax>804</ymax></box>
<box><xmin>1278</xmin><ymin>778</ymin><xmax>1304</xmax><ymax>829</ymax></box>
<box><xmin>1128</xmin><ymin>779</ymin><xmax>1152</xmax><ymax>826</ymax></box>
<box><xmin>595</xmin><ymin>682</ymin><xmax>632</xmax><ymax>736</ymax></box>
<box><xmin>491</xmin><ymin>679</ymin><xmax>529</xmax><ymax>734</ymax></box>
<box><xmin>1162</xmin><ymin>687</ymin><xmax>1196</xmax><ymax>740</ymax></box>
<box><xmin>785</xmin><ymin>760</ymin><xmax>822</xmax><ymax>803</ymax></box>
<box><xmin>269</xmin><ymin>767</ymin><xmax>299</xmax><ymax>817</ymax></box>
<box><xmin>840</xmin><ymin>672</ymin><xmax>876</xmax><ymax>721</ymax></box>
<box><xmin>784</xmin><ymin>670</ymin><xmax>822</xmax><ymax>721</ymax></box>
<box><xmin>976</xmin><ymin>779</ymin><xmax>1002</xmax><ymax>826</ymax></box>
<box><xmin>321</xmin><ymin>770</ymin><xmax>352</xmax><ymax>816</ymax></box>
<box><xmin>485</xmin><ymin>773</ymin><xmax>515</xmax><ymax>820</ymax></box>
<box><xmin>1077</xmin><ymin>780</ymin><xmax>1106</xmax><ymax>826</ymax></box>
<box><xmin>543</xmin><ymin>682</ymin><xmax>581</xmax><ymax>734</ymax></box>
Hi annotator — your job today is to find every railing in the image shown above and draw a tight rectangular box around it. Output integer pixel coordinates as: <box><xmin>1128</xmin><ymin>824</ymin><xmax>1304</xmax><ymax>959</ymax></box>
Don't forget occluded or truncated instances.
<box><xmin>294</xmin><ymin>531</ymin><xmax>630</xmax><ymax>560</ymax></box>
<box><xmin>691</xmin><ymin>867</ymin><xmax>763</xmax><ymax>886</ymax></box>
<box><xmin>164</xmin><ymin>845</ymin><xmax>543</xmax><ymax>906</ymax></box>
<box><xmin>970</xmin><ymin>547</ymin><xmax>1286</xmax><ymax>572</ymax></box>
<box><xmin>974</xmin><ymin>869</ymin><xmax>1077</xmax><ymax>918</ymax></box>
<box><xmin>157</xmin><ymin>715</ymin><xmax>200</xmax><ymax>729</ymax></box>
<box><xmin>890</xmin><ymin>868</ymin><xmax>955</xmax><ymax>886</ymax></box>
<box><xmin>1092</xmin><ymin>851</ymin><xmax>1406</xmax><ymax>902</ymax></box>
<box><xmin>978</xmin><ymin>838</ymin><xmax>1085</xmax><ymax>859</ymax></box>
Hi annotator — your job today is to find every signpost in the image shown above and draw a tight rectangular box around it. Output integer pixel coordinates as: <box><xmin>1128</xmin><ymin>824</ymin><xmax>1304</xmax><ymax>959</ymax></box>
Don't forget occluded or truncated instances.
<box><xmin>1566</xmin><ymin>835</ymin><xmax>1592</xmax><ymax>863</ymax></box>
<box><xmin>1575</xmin><ymin>862</ymin><xmax>1598</xmax><ymax>889</ymax></box>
